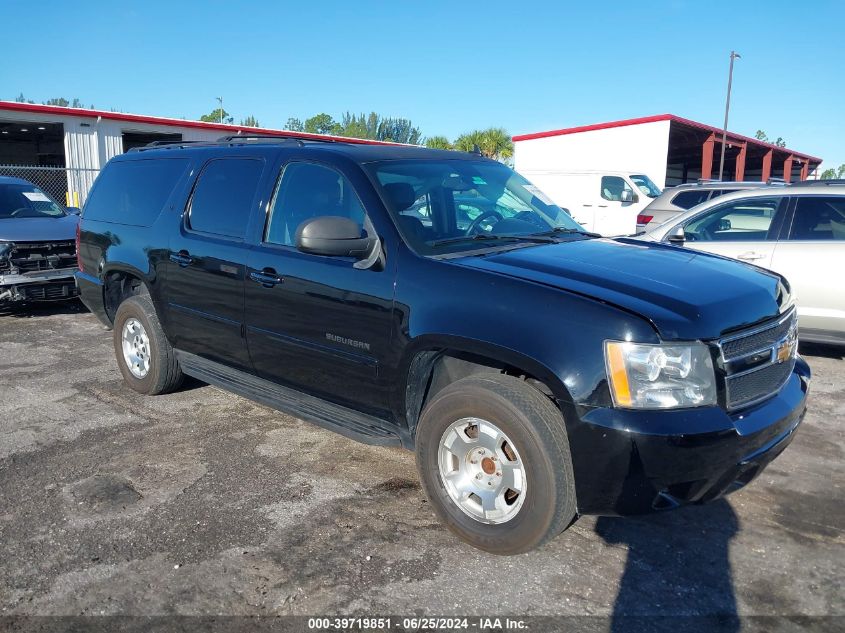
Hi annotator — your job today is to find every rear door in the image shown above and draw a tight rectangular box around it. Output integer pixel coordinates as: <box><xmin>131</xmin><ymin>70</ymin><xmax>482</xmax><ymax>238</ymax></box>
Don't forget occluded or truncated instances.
<box><xmin>244</xmin><ymin>159</ymin><xmax>396</xmax><ymax>416</ymax></box>
<box><xmin>677</xmin><ymin>195</ymin><xmax>787</xmax><ymax>268</ymax></box>
<box><xmin>770</xmin><ymin>195</ymin><xmax>845</xmax><ymax>339</ymax></box>
<box><xmin>164</xmin><ymin>156</ymin><xmax>267</xmax><ymax>371</ymax></box>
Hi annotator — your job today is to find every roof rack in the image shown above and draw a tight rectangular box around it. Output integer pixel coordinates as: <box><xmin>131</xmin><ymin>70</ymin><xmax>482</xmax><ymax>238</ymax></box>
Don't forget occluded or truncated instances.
<box><xmin>128</xmin><ymin>139</ymin><xmax>206</xmax><ymax>152</ymax></box>
<box><xmin>790</xmin><ymin>179</ymin><xmax>845</xmax><ymax>187</ymax></box>
<box><xmin>216</xmin><ymin>134</ymin><xmax>341</xmax><ymax>145</ymax></box>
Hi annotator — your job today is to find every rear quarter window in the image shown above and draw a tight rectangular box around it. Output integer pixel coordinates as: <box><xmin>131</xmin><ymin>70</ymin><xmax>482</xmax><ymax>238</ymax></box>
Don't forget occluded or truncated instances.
<box><xmin>83</xmin><ymin>158</ymin><xmax>189</xmax><ymax>226</ymax></box>
<box><xmin>671</xmin><ymin>190</ymin><xmax>710</xmax><ymax>209</ymax></box>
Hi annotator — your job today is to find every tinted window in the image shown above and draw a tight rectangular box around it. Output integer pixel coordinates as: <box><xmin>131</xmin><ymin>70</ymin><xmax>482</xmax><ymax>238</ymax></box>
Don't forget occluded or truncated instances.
<box><xmin>684</xmin><ymin>197</ymin><xmax>781</xmax><ymax>242</ymax></box>
<box><xmin>788</xmin><ymin>196</ymin><xmax>845</xmax><ymax>241</ymax></box>
<box><xmin>600</xmin><ymin>176</ymin><xmax>632</xmax><ymax>201</ymax></box>
<box><xmin>265</xmin><ymin>162</ymin><xmax>366</xmax><ymax>246</ymax></box>
<box><xmin>84</xmin><ymin>158</ymin><xmax>189</xmax><ymax>226</ymax></box>
<box><xmin>709</xmin><ymin>189</ymin><xmax>739</xmax><ymax>198</ymax></box>
<box><xmin>188</xmin><ymin>158</ymin><xmax>263</xmax><ymax>239</ymax></box>
<box><xmin>671</xmin><ymin>190</ymin><xmax>710</xmax><ymax>209</ymax></box>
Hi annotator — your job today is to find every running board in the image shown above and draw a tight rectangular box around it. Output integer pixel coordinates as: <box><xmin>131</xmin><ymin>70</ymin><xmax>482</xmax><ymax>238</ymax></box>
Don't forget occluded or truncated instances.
<box><xmin>175</xmin><ymin>350</ymin><xmax>402</xmax><ymax>447</ymax></box>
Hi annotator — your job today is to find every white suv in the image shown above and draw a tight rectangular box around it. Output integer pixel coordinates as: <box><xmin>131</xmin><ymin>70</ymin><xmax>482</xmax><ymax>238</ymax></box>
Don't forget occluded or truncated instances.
<box><xmin>637</xmin><ymin>182</ymin><xmax>845</xmax><ymax>345</ymax></box>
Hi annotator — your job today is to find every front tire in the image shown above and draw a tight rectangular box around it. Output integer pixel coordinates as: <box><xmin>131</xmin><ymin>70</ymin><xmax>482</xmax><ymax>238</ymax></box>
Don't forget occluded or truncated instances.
<box><xmin>416</xmin><ymin>374</ymin><xmax>577</xmax><ymax>555</ymax></box>
<box><xmin>112</xmin><ymin>295</ymin><xmax>183</xmax><ymax>395</ymax></box>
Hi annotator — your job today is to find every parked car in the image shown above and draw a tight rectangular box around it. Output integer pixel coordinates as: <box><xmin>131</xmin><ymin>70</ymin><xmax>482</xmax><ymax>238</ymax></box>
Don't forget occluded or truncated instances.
<box><xmin>638</xmin><ymin>182</ymin><xmax>845</xmax><ymax>345</ymax></box>
<box><xmin>77</xmin><ymin>138</ymin><xmax>808</xmax><ymax>554</ymax></box>
<box><xmin>0</xmin><ymin>176</ymin><xmax>80</xmax><ymax>305</ymax></box>
<box><xmin>512</xmin><ymin>170</ymin><xmax>661</xmax><ymax>236</ymax></box>
<box><xmin>638</xmin><ymin>180</ymin><xmax>783</xmax><ymax>231</ymax></box>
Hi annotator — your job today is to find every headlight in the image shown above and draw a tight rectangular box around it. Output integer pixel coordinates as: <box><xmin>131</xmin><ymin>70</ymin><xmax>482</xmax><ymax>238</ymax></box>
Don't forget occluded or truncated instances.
<box><xmin>604</xmin><ymin>341</ymin><xmax>717</xmax><ymax>409</ymax></box>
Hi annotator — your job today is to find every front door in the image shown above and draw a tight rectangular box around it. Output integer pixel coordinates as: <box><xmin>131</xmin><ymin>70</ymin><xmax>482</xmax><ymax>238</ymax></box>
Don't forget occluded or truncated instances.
<box><xmin>244</xmin><ymin>160</ymin><xmax>395</xmax><ymax>416</ymax></box>
<box><xmin>596</xmin><ymin>175</ymin><xmax>638</xmax><ymax>236</ymax></box>
<box><xmin>164</xmin><ymin>156</ymin><xmax>266</xmax><ymax>370</ymax></box>
<box><xmin>678</xmin><ymin>195</ymin><xmax>787</xmax><ymax>268</ymax></box>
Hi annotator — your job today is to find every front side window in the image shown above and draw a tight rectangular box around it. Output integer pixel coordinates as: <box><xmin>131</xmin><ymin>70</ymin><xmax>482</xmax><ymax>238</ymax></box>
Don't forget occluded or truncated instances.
<box><xmin>683</xmin><ymin>197</ymin><xmax>781</xmax><ymax>242</ymax></box>
<box><xmin>188</xmin><ymin>158</ymin><xmax>263</xmax><ymax>239</ymax></box>
<box><xmin>788</xmin><ymin>196</ymin><xmax>845</xmax><ymax>241</ymax></box>
<box><xmin>265</xmin><ymin>162</ymin><xmax>366</xmax><ymax>247</ymax></box>
<box><xmin>671</xmin><ymin>190</ymin><xmax>710</xmax><ymax>210</ymax></box>
<box><xmin>0</xmin><ymin>183</ymin><xmax>64</xmax><ymax>219</ymax></box>
<box><xmin>367</xmin><ymin>159</ymin><xmax>583</xmax><ymax>256</ymax></box>
<box><xmin>600</xmin><ymin>176</ymin><xmax>633</xmax><ymax>202</ymax></box>
<box><xmin>630</xmin><ymin>174</ymin><xmax>661</xmax><ymax>198</ymax></box>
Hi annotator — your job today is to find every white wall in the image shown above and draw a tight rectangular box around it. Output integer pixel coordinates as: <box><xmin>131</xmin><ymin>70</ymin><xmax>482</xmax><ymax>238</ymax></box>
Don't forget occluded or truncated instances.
<box><xmin>513</xmin><ymin>120</ymin><xmax>672</xmax><ymax>188</ymax></box>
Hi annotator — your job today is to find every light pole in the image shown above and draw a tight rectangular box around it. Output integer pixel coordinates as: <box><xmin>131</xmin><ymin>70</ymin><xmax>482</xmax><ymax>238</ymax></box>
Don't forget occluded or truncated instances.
<box><xmin>718</xmin><ymin>51</ymin><xmax>740</xmax><ymax>181</ymax></box>
<box><xmin>216</xmin><ymin>96</ymin><xmax>224</xmax><ymax>124</ymax></box>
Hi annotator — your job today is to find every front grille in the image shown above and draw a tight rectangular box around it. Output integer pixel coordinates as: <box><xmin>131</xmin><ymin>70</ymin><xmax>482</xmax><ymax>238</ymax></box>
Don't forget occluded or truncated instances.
<box><xmin>720</xmin><ymin>309</ymin><xmax>797</xmax><ymax>410</ymax></box>
<box><xmin>19</xmin><ymin>281</ymin><xmax>78</xmax><ymax>301</ymax></box>
<box><xmin>2</xmin><ymin>241</ymin><xmax>77</xmax><ymax>274</ymax></box>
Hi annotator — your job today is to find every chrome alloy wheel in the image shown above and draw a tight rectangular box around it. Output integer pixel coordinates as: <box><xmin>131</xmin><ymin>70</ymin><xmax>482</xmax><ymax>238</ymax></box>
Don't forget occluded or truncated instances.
<box><xmin>437</xmin><ymin>417</ymin><xmax>527</xmax><ymax>524</ymax></box>
<box><xmin>121</xmin><ymin>318</ymin><xmax>151</xmax><ymax>379</ymax></box>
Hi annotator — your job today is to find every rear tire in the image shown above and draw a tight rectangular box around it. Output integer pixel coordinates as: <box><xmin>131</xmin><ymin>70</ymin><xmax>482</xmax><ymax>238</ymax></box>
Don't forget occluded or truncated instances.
<box><xmin>415</xmin><ymin>373</ymin><xmax>577</xmax><ymax>555</ymax></box>
<box><xmin>113</xmin><ymin>295</ymin><xmax>183</xmax><ymax>395</ymax></box>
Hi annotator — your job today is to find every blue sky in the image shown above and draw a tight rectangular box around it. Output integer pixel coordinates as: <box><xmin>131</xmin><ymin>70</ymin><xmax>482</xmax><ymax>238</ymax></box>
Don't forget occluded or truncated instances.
<box><xmin>2</xmin><ymin>0</ymin><xmax>843</xmax><ymax>168</ymax></box>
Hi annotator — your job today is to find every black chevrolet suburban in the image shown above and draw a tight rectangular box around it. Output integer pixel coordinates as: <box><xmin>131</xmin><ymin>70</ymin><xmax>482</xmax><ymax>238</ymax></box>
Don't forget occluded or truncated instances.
<box><xmin>76</xmin><ymin>137</ymin><xmax>809</xmax><ymax>554</ymax></box>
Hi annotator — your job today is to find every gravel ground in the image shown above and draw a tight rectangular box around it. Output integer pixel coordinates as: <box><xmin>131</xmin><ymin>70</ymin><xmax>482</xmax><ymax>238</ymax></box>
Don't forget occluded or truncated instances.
<box><xmin>0</xmin><ymin>302</ymin><xmax>842</xmax><ymax>625</ymax></box>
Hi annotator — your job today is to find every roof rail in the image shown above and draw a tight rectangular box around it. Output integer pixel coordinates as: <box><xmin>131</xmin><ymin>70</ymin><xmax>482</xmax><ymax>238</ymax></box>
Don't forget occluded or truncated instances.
<box><xmin>766</xmin><ymin>177</ymin><xmax>786</xmax><ymax>184</ymax></box>
<box><xmin>216</xmin><ymin>134</ymin><xmax>341</xmax><ymax>145</ymax></box>
<box><xmin>128</xmin><ymin>139</ymin><xmax>205</xmax><ymax>152</ymax></box>
<box><xmin>790</xmin><ymin>179</ymin><xmax>845</xmax><ymax>187</ymax></box>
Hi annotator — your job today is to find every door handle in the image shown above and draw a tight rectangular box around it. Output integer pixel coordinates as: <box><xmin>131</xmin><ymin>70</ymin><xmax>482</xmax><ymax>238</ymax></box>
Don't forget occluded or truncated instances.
<box><xmin>169</xmin><ymin>251</ymin><xmax>193</xmax><ymax>267</ymax></box>
<box><xmin>738</xmin><ymin>251</ymin><xmax>766</xmax><ymax>261</ymax></box>
<box><xmin>249</xmin><ymin>268</ymin><xmax>283</xmax><ymax>287</ymax></box>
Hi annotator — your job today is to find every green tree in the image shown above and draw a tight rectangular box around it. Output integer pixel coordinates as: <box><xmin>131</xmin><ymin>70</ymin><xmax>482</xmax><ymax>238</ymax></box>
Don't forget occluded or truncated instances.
<box><xmin>774</xmin><ymin>137</ymin><xmax>786</xmax><ymax>148</ymax></box>
<box><xmin>304</xmin><ymin>113</ymin><xmax>338</xmax><ymax>135</ymax></box>
<box><xmin>45</xmin><ymin>97</ymin><xmax>70</xmax><ymax>107</ymax></box>
<box><xmin>820</xmin><ymin>164</ymin><xmax>845</xmax><ymax>180</ymax></box>
<box><xmin>240</xmin><ymin>115</ymin><xmax>260</xmax><ymax>127</ymax></box>
<box><xmin>284</xmin><ymin>117</ymin><xmax>304</xmax><ymax>132</ymax></box>
<box><xmin>71</xmin><ymin>98</ymin><xmax>83</xmax><ymax>108</ymax></box>
<box><xmin>200</xmin><ymin>108</ymin><xmax>233</xmax><ymax>124</ymax></box>
<box><xmin>755</xmin><ymin>130</ymin><xmax>768</xmax><ymax>142</ymax></box>
<box><xmin>454</xmin><ymin>128</ymin><xmax>513</xmax><ymax>162</ymax></box>
<box><xmin>425</xmin><ymin>136</ymin><xmax>453</xmax><ymax>150</ymax></box>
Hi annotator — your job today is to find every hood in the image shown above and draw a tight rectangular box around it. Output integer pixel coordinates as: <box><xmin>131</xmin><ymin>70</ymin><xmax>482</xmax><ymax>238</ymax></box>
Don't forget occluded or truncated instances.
<box><xmin>452</xmin><ymin>238</ymin><xmax>790</xmax><ymax>340</ymax></box>
<box><xmin>0</xmin><ymin>214</ymin><xmax>79</xmax><ymax>242</ymax></box>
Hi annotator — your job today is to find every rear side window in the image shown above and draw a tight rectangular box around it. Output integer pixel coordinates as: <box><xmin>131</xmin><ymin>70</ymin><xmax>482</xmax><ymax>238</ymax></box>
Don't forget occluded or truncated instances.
<box><xmin>188</xmin><ymin>158</ymin><xmax>264</xmax><ymax>239</ymax></box>
<box><xmin>671</xmin><ymin>190</ymin><xmax>710</xmax><ymax>209</ymax></box>
<box><xmin>788</xmin><ymin>196</ymin><xmax>845</xmax><ymax>241</ymax></box>
<box><xmin>84</xmin><ymin>158</ymin><xmax>189</xmax><ymax>226</ymax></box>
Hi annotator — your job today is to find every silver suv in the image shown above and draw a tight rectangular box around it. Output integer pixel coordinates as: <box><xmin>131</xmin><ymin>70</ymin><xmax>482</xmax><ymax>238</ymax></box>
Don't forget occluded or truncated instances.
<box><xmin>639</xmin><ymin>180</ymin><xmax>782</xmax><ymax>231</ymax></box>
<box><xmin>637</xmin><ymin>181</ymin><xmax>845</xmax><ymax>345</ymax></box>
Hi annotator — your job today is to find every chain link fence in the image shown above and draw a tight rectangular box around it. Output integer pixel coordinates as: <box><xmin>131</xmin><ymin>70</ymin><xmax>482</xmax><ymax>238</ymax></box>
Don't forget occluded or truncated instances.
<box><xmin>0</xmin><ymin>165</ymin><xmax>100</xmax><ymax>208</ymax></box>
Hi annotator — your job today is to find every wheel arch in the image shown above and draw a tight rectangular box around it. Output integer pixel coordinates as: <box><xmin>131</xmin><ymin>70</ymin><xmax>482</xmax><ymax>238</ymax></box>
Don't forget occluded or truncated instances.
<box><xmin>398</xmin><ymin>335</ymin><xmax>573</xmax><ymax>446</ymax></box>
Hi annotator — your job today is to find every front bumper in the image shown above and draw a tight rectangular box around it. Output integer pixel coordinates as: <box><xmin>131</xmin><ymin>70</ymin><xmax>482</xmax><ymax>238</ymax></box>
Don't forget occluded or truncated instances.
<box><xmin>566</xmin><ymin>356</ymin><xmax>810</xmax><ymax>516</ymax></box>
<box><xmin>0</xmin><ymin>268</ymin><xmax>79</xmax><ymax>303</ymax></box>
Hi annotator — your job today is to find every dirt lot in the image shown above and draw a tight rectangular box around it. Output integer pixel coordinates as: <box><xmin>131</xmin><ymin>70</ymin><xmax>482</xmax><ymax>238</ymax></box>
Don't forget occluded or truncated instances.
<box><xmin>1</xmin><ymin>302</ymin><xmax>843</xmax><ymax>623</ymax></box>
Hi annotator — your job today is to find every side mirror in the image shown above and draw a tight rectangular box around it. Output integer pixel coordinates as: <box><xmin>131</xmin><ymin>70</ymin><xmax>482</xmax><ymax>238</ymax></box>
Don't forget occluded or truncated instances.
<box><xmin>296</xmin><ymin>216</ymin><xmax>375</xmax><ymax>259</ymax></box>
<box><xmin>620</xmin><ymin>189</ymin><xmax>638</xmax><ymax>204</ymax></box>
<box><xmin>66</xmin><ymin>207</ymin><xmax>82</xmax><ymax>216</ymax></box>
<box><xmin>718</xmin><ymin>218</ymin><xmax>731</xmax><ymax>231</ymax></box>
<box><xmin>667</xmin><ymin>225</ymin><xmax>686</xmax><ymax>244</ymax></box>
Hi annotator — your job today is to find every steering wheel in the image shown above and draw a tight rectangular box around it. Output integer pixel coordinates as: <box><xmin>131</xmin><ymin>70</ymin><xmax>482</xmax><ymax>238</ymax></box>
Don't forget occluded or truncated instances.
<box><xmin>466</xmin><ymin>210</ymin><xmax>501</xmax><ymax>235</ymax></box>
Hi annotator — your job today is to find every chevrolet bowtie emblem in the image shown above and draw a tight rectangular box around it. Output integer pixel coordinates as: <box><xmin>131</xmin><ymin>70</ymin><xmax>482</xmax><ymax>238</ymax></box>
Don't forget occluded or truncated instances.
<box><xmin>775</xmin><ymin>337</ymin><xmax>795</xmax><ymax>363</ymax></box>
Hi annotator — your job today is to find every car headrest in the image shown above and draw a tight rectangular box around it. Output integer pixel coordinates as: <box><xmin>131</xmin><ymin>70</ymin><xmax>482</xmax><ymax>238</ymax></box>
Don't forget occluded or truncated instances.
<box><xmin>382</xmin><ymin>182</ymin><xmax>417</xmax><ymax>211</ymax></box>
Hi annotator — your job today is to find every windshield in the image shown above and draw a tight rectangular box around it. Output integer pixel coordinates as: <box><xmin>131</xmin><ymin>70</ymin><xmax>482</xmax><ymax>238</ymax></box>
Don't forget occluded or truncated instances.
<box><xmin>366</xmin><ymin>159</ymin><xmax>585</xmax><ymax>256</ymax></box>
<box><xmin>0</xmin><ymin>183</ymin><xmax>65</xmax><ymax>219</ymax></box>
<box><xmin>630</xmin><ymin>174</ymin><xmax>661</xmax><ymax>198</ymax></box>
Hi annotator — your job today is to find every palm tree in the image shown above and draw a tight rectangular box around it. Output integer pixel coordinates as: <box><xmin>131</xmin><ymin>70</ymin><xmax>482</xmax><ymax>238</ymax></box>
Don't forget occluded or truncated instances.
<box><xmin>425</xmin><ymin>136</ymin><xmax>453</xmax><ymax>150</ymax></box>
<box><xmin>454</xmin><ymin>128</ymin><xmax>513</xmax><ymax>162</ymax></box>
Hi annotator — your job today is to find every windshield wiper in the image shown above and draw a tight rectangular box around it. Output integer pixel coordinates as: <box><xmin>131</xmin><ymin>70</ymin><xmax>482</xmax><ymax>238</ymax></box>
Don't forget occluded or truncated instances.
<box><xmin>429</xmin><ymin>233</ymin><xmax>558</xmax><ymax>247</ymax></box>
<box><xmin>531</xmin><ymin>227</ymin><xmax>602</xmax><ymax>238</ymax></box>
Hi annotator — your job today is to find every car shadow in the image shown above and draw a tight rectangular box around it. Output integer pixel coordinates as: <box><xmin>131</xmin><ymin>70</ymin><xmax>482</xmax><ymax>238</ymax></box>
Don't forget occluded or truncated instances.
<box><xmin>594</xmin><ymin>499</ymin><xmax>739</xmax><ymax>633</ymax></box>
<box><xmin>0</xmin><ymin>298</ymin><xmax>88</xmax><ymax>318</ymax></box>
<box><xmin>799</xmin><ymin>341</ymin><xmax>844</xmax><ymax>360</ymax></box>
